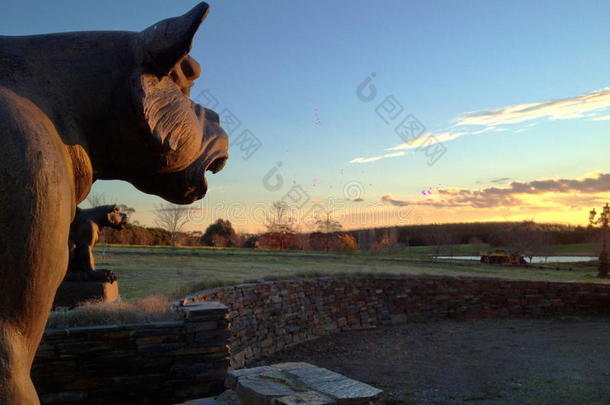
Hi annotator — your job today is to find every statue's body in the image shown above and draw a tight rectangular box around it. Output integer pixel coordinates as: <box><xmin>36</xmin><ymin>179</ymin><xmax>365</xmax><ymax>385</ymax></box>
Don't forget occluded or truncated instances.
<box><xmin>65</xmin><ymin>205</ymin><xmax>127</xmax><ymax>283</ymax></box>
<box><xmin>0</xmin><ymin>3</ymin><xmax>228</xmax><ymax>403</ymax></box>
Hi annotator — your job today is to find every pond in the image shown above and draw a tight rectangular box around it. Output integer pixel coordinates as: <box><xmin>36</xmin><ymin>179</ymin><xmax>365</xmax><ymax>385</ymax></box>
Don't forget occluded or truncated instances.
<box><xmin>434</xmin><ymin>255</ymin><xmax>597</xmax><ymax>263</ymax></box>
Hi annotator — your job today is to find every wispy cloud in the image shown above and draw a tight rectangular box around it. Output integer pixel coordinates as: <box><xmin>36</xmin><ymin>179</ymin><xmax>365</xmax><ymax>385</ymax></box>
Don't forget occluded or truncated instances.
<box><xmin>387</xmin><ymin>127</ymin><xmax>499</xmax><ymax>153</ymax></box>
<box><xmin>490</xmin><ymin>177</ymin><xmax>513</xmax><ymax>184</ymax></box>
<box><xmin>456</xmin><ymin>87</ymin><xmax>610</xmax><ymax>127</ymax></box>
<box><xmin>388</xmin><ymin>131</ymin><xmax>465</xmax><ymax>151</ymax></box>
<box><xmin>592</xmin><ymin>114</ymin><xmax>610</xmax><ymax>121</ymax></box>
<box><xmin>380</xmin><ymin>195</ymin><xmax>409</xmax><ymax>207</ymax></box>
<box><xmin>349</xmin><ymin>151</ymin><xmax>405</xmax><ymax>164</ymax></box>
<box><xmin>350</xmin><ymin>87</ymin><xmax>610</xmax><ymax>164</ymax></box>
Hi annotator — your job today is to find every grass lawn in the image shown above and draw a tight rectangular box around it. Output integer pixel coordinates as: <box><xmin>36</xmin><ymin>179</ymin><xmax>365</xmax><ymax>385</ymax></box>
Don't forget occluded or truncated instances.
<box><xmin>94</xmin><ymin>244</ymin><xmax>604</xmax><ymax>300</ymax></box>
<box><xmin>549</xmin><ymin>243</ymin><xmax>597</xmax><ymax>256</ymax></box>
<box><xmin>369</xmin><ymin>243</ymin><xmax>597</xmax><ymax>257</ymax></box>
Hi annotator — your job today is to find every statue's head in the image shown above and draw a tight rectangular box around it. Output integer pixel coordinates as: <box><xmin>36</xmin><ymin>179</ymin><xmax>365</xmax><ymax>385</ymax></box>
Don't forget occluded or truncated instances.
<box><xmin>104</xmin><ymin>205</ymin><xmax>128</xmax><ymax>230</ymax></box>
<box><xmin>96</xmin><ymin>2</ymin><xmax>228</xmax><ymax>204</ymax></box>
<box><xmin>0</xmin><ymin>2</ymin><xmax>229</xmax><ymax>205</ymax></box>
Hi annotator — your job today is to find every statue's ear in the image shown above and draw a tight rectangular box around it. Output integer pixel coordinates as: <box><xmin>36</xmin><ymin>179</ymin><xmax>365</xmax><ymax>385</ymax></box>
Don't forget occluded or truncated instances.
<box><xmin>140</xmin><ymin>2</ymin><xmax>210</xmax><ymax>75</ymax></box>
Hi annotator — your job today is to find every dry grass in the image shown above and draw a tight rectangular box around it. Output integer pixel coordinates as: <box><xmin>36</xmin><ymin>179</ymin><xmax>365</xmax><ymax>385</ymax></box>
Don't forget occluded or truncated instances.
<box><xmin>47</xmin><ymin>295</ymin><xmax>182</xmax><ymax>329</ymax></box>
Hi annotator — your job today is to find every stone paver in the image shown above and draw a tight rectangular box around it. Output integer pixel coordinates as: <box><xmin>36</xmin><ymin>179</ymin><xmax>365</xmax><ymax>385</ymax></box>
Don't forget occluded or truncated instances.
<box><xmin>183</xmin><ymin>362</ymin><xmax>383</xmax><ymax>405</ymax></box>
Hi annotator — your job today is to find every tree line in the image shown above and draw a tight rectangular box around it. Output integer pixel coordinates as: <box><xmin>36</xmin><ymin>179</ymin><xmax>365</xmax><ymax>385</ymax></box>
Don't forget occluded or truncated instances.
<box><xmin>91</xmin><ymin>196</ymin><xmax>599</xmax><ymax>254</ymax></box>
<box><xmin>98</xmin><ymin>217</ymin><xmax>599</xmax><ymax>257</ymax></box>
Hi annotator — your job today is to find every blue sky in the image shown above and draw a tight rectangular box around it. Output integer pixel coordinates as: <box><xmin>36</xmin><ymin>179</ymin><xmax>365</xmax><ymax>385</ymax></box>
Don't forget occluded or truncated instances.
<box><xmin>2</xmin><ymin>0</ymin><xmax>609</xmax><ymax>231</ymax></box>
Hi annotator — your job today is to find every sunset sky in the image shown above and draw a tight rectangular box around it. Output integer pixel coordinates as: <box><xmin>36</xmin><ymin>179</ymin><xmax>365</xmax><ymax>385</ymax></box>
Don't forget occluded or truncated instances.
<box><xmin>2</xmin><ymin>0</ymin><xmax>609</xmax><ymax>232</ymax></box>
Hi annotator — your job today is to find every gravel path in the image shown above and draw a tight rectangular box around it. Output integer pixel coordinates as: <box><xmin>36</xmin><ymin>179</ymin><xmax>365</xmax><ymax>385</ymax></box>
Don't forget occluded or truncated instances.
<box><xmin>254</xmin><ymin>316</ymin><xmax>610</xmax><ymax>405</ymax></box>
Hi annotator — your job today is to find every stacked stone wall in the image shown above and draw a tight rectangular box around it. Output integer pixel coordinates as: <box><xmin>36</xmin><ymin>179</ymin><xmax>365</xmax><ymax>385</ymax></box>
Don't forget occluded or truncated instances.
<box><xmin>33</xmin><ymin>303</ymin><xmax>230</xmax><ymax>404</ymax></box>
<box><xmin>183</xmin><ymin>277</ymin><xmax>610</xmax><ymax>367</ymax></box>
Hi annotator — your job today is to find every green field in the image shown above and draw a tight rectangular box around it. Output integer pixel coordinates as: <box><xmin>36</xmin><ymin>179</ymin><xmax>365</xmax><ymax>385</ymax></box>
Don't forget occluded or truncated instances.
<box><xmin>94</xmin><ymin>243</ymin><xmax>604</xmax><ymax>300</ymax></box>
<box><xmin>404</xmin><ymin>243</ymin><xmax>596</xmax><ymax>257</ymax></box>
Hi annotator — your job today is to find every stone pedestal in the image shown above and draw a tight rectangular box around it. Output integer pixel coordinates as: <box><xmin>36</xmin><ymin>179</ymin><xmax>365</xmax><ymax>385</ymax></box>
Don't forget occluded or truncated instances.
<box><xmin>53</xmin><ymin>280</ymin><xmax>119</xmax><ymax>308</ymax></box>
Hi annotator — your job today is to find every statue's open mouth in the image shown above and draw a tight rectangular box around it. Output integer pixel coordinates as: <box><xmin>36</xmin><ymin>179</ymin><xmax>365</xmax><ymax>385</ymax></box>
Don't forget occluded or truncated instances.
<box><xmin>128</xmin><ymin>96</ymin><xmax>229</xmax><ymax>205</ymax></box>
<box><xmin>190</xmin><ymin>153</ymin><xmax>227</xmax><ymax>202</ymax></box>
<box><xmin>191</xmin><ymin>121</ymin><xmax>229</xmax><ymax>201</ymax></box>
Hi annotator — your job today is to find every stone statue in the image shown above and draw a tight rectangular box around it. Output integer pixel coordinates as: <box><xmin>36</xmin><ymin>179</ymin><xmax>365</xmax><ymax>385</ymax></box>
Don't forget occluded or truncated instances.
<box><xmin>65</xmin><ymin>205</ymin><xmax>128</xmax><ymax>283</ymax></box>
<box><xmin>0</xmin><ymin>3</ymin><xmax>228</xmax><ymax>403</ymax></box>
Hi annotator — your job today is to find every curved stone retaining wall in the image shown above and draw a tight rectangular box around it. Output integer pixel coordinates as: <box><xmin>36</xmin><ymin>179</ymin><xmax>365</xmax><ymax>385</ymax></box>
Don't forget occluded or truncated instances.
<box><xmin>182</xmin><ymin>277</ymin><xmax>610</xmax><ymax>368</ymax></box>
<box><xmin>34</xmin><ymin>303</ymin><xmax>230</xmax><ymax>404</ymax></box>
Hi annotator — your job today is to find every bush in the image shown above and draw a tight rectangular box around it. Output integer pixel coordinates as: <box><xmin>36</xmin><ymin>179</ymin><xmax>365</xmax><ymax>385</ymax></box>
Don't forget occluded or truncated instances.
<box><xmin>240</xmin><ymin>233</ymin><xmax>258</xmax><ymax>248</ymax></box>
<box><xmin>100</xmin><ymin>224</ymin><xmax>172</xmax><ymax>246</ymax></box>
<box><xmin>309</xmin><ymin>232</ymin><xmax>358</xmax><ymax>252</ymax></box>
<box><xmin>256</xmin><ymin>232</ymin><xmax>299</xmax><ymax>250</ymax></box>
<box><xmin>201</xmin><ymin>219</ymin><xmax>238</xmax><ymax>247</ymax></box>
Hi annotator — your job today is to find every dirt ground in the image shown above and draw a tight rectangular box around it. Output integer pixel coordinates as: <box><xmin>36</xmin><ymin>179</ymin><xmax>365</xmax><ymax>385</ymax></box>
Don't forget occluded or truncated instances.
<box><xmin>254</xmin><ymin>316</ymin><xmax>610</xmax><ymax>405</ymax></box>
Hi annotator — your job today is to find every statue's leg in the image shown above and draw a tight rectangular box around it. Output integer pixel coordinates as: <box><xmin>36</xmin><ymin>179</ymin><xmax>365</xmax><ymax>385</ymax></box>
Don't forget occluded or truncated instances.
<box><xmin>66</xmin><ymin>244</ymin><xmax>117</xmax><ymax>283</ymax></box>
<box><xmin>0</xmin><ymin>327</ymin><xmax>39</xmax><ymax>404</ymax></box>
<box><xmin>0</xmin><ymin>92</ymin><xmax>73</xmax><ymax>404</ymax></box>
<box><xmin>0</xmin><ymin>215</ymin><xmax>70</xmax><ymax>404</ymax></box>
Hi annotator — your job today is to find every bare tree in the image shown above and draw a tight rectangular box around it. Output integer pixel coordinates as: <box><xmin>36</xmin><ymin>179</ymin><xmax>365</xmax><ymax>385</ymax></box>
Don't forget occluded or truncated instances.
<box><xmin>86</xmin><ymin>192</ymin><xmax>107</xmax><ymax>208</ymax></box>
<box><xmin>153</xmin><ymin>203</ymin><xmax>192</xmax><ymax>246</ymax></box>
<box><xmin>311</xmin><ymin>211</ymin><xmax>343</xmax><ymax>252</ymax></box>
<box><xmin>265</xmin><ymin>201</ymin><xmax>296</xmax><ymax>233</ymax></box>
<box><xmin>315</xmin><ymin>211</ymin><xmax>342</xmax><ymax>233</ymax></box>
<box><xmin>506</xmin><ymin>221</ymin><xmax>553</xmax><ymax>263</ymax></box>
<box><xmin>264</xmin><ymin>201</ymin><xmax>298</xmax><ymax>250</ymax></box>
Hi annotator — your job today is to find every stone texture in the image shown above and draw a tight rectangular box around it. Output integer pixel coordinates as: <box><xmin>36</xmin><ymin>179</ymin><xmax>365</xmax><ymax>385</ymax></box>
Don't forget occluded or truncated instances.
<box><xmin>197</xmin><ymin>363</ymin><xmax>382</xmax><ymax>405</ymax></box>
<box><xmin>284</xmin><ymin>366</ymin><xmax>382</xmax><ymax>402</ymax></box>
<box><xmin>34</xmin><ymin>276</ymin><xmax>610</xmax><ymax>404</ymax></box>
<box><xmin>273</xmin><ymin>391</ymin><xmax>334</xmax><ymax>405</ymax></box>
<box><xmin>53</xmin><ymin>281</ymin><xmax>119</xmax><ymax>308</ymax></box>
<box><xmin>236</xmin><ymin>375</ymin><xmax>299</xmax><ymax>405</ymax></box>
<box><xmin>183</xmin><ymin>276</ymin><xmax>610</xmax><ymax>367</ymax></box>
<box><xmin>33</xmin><ymin>302</ymin><xmax>230</xmax><ymax>404</ymax></box>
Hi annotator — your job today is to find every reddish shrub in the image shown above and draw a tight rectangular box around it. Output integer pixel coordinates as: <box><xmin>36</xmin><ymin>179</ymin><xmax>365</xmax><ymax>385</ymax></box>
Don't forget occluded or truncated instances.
<box><xmin>309</xmin><ymin>232</ymin><xmax>358</xmax><ymax>252</ymax></box>
<box><xmin>256</xmin><ymin>232</ymin><xmax>299</xmax><ymax>250</ymax></box>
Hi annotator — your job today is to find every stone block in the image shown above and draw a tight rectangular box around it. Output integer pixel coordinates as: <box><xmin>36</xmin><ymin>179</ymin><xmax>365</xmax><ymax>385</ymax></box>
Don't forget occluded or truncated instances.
<box><xmin>222</xmin><ymin>363</ymin><xmax>382</xmax><ymax>405</ymax></box>
<box><xmin>182</xmin><ymin>302</ymin><xmax>229</xmax><ymax>321</ymax></box>
<box><xmin>226</xmin><ymin>366</ymin><xmax>275</xmax><ymax>389</ymax></box>
<box><xmin>236</xmin><ymin>376</ymin><xmax>299</xmax><ymax>405</ymax></box>
<box><xmin>284</xmin><ymin>364</ymin><xmax>383</xmax><ymax>403</ymax></box>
